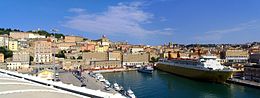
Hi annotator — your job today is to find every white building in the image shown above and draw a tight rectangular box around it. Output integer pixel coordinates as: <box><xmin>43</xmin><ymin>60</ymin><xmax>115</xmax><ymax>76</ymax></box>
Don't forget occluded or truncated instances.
<box><xmin>130</xmin><ymin>47</ymin><xmax>144</xmax><ymax>53</ymax></box>
<box><xmin>6</xmin><ymin>61</ymin><xmax>30</xmax><ymax>70</ymax></box>
<box><xmin>34</xmin><ymin>40</ymin><xmax>53</xmax><ymax>64</ymax></box>
<box><xmin>28</xmin><ymin>33</ymin><xmax>46</xmax><ymax>39</ymax></box>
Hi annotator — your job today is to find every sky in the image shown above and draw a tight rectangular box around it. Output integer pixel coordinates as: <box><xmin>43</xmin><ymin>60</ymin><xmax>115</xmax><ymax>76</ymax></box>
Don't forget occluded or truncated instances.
<box><xmin>0</xmin><ymin>0</ymin><xmax>260</xmax><ymax>45</ymax></box>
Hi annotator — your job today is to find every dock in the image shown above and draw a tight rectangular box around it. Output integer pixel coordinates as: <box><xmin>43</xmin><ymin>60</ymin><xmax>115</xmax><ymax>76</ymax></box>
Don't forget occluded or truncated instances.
<box><xmin>227</xmin><ymin>78</ymin><xmax>260</xmax><ymax>88</ymax></box>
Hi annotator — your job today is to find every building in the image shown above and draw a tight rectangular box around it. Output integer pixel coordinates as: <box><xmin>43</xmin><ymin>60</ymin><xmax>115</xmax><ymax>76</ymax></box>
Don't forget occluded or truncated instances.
<box><xmin>0</xmin><ymin>34</ymin><xmax>9</xmax><ymax>48</ymax></box>
<box><xmin>108</xmin><ymin>51</ymin><xmax>122</xmax><ymax>61</ymax></box>
<box><xmin>64</xmin><ymin>36</ymin><xmax>84</xmax><ymax>42</ymax></box>
<box><xmin>9</xmin><ymin>32</ymin><xmax>29</xmax><ymax>39</ymax></box>
<box><xmin>130</xmin><ymin>47</ymin><xmax>144</xmax><ymax>53</ymax></box>
<box><xmin>222</xmin><ymin>49</ymin><xmax>249</xmax><ymax>63</ymax></box>
<box><xmin>80</xmin><ymin>43</ymin><xmax>96</xmax><ymax>52</ymax></box>
<box><xmin>100</xmin><ymin>35</ymin><xmax>110</xmax><ymax>46</ymax></box>
<box><xmin>0</xmin><ymin>53</ymin><xmax>4</xmax><ymax>63</ymax></box>
<box><xmin>33</xmin><ymin>40</ymin><xmax>53</xmax><ymax>64</ymax></box>
<box><xmin>57</xmin><ymin>42</ymin><xmax>76</xmax><ymax>50</ymax></box>
<box><xmin>249</xmin><ymin>53</ymin><xmax>260</xmax><ymax>63</ymax></box>
<box><xmin>8</xmin><ymin>40</ymin><xmax>18</xmax><ymax>51</ymax></box>
<box><xmin>82</xmin><ymin>52</ymin><xmax>108</xmax><ymax>61</ymax></box>
<box><xmin>122</xmin><ymin>53</ymin><xmax>149</xmax><ymax>67</ymax></box>
<box><xmin>6</xmin><ymin>61</ymin><xmax>30</xmax><ymax>70</ymax></box>
<box><xmin>90</xmin><ymin>60</ymin><xmax>122</xmax><ymax>69</ymax></box>
<box><xmin>9</xmin><ymin>32</ymin><xmax>45</xmax><ymax>39</ymax></box>
<box><xmin>95</xmin><ymin>45</ymin><xmax>109</xmax><ymax>52</ymax></box>
<box><xmin>244</xmin><ymin>64</ymin><xmax>260</xmax><ymax>82</ymax></box>
<box><xmin>12</xmin><ymin>51</ymin><xmax>30</xmax><ymax>62</ymax></box>
<box><xmin>18</xmin><ymin>39</ymin><xmax>30</xmax><ymax>49</ymax></box>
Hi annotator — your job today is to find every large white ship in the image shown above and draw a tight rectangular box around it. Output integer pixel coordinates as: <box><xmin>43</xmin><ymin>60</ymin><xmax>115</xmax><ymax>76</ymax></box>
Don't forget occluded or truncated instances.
<box><xmin>157</xmin><ymin>55</ymin><xmax>235</xmax><ymax>83</ymax></box>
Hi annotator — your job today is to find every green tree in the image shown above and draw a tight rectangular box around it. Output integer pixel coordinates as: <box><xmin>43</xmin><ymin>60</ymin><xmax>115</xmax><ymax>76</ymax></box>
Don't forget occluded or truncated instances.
<box><xmin>55</xmin><ymin>50</ymin><xmax>66</xmax><ymax>58</ymax></box>
<box><xmin>77</xmin><ymin>56</ymin><xmax>82</xmax><ymax>59</ymax></box>
<box><xmin>0</xmin><ymin>47</ymin><xmax>13</xmax><ymax>59</ymax></box>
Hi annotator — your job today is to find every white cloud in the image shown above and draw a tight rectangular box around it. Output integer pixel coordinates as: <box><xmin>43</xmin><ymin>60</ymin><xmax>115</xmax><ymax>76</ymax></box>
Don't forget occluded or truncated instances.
<box><xmin>194</xmin><ymin>20</ymin><xmax>259</xmax><ymax>41</ymax></box>
<box><xmin>63</xmin><ymin>2</ymin><xmax>172</xmax><ymax>37</ymax></box>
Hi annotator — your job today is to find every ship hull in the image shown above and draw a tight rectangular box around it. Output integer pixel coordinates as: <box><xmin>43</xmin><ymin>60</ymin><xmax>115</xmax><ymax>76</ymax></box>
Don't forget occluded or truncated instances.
<box><xmin>156</xmin><ymin>63</ymin><xmax>234</xmax><ymax>83</ymax></box>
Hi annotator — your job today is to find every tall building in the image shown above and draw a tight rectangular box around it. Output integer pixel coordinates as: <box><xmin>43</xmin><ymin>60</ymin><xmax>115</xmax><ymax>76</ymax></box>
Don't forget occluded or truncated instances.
<box><xmin>0</xmin><ymin>34</ymin><xmax>9</xmax><ymax>48</ymax></box>
<box><xmin>33</xmin><ymin>40</ymin><xmax>53</xmax><ymax>64</ymax></box>
<box><xmin>8</xmin><ymin>40</ymin><xmax>18</xmax><ymax>51</ymax></box>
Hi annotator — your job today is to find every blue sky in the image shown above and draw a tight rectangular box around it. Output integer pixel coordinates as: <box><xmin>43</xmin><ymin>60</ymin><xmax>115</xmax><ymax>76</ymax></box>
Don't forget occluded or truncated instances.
<box><xmin>0</xmin><ymin>0</ymin><xmax>260</xmax><ymax>45</ymax></box>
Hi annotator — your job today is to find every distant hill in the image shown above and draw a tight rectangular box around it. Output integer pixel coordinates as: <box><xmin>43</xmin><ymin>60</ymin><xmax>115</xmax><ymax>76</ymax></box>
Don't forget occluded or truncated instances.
<box><xmin>0</xmin><ymin>28</ymin><xmax>23</xmax><ymax>35</ymax></box>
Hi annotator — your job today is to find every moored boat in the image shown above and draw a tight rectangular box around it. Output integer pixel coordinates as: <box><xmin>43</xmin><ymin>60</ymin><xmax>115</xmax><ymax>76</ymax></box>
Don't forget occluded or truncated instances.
<box><xmin>125</xmin><ymin>88</ymin><xmax>136</xmax><ymax>98</ymax></box>
<box><xmin>113</xmin><ymin>83</ymin><xmax>121</xmax><ymax>91</ymax></box>
<box><xmin>137</xmin><ymin>66</ymin><xmax>154</xmax><ymax>74</ymax></box>
<box><xmin>157</xmin><ymin>55</ymin><xmax>235</xmax><ymax>83</ymax></box>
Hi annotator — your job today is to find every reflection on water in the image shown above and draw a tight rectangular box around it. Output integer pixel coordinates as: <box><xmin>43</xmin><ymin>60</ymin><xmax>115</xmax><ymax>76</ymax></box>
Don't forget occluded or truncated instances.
<box><xmin>102</xmin><ymin>70</ymin><xmax>260</xmax><ymax>98</ymax></box>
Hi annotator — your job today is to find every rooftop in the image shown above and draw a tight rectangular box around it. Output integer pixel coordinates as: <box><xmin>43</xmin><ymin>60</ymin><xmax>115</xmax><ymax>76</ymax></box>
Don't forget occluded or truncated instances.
<box><xmin>0</xmin><ymin>73</ymin><xmax>86</xmax><ymax>98</ymax></box>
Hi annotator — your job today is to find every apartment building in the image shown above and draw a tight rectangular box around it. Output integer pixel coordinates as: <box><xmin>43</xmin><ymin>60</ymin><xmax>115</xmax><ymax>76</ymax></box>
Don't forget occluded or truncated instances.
<box><xmin>8</xmin><ymin>40</ymin><xmax>18</xmax><ymax>51</ymax></box>
<box><xmin>222</xmin><ymin>49</ymin><xmax>249</xmax><ymax>63</ymax></box>
<box><xmin>122</xmin><ymin>53</ymin><xmax>149</xmax><ymax>66</ymax></box>
<box><xmin>33</xmin><ymin>40</ymin><xmax>53</xmax><ymax>64</ymax></box>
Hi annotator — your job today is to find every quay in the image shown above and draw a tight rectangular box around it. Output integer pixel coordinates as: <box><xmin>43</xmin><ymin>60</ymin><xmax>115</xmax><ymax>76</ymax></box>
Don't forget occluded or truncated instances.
<box><xmin>91</xmin><ymin>68</ymin><xmax>137</xmax><ymax>73</ymax></box>
<box><xmin>0</xmin><ymin>69</ymin><xmax>126</xmax><ymax>98</ymax></box>
<box><xmin>227</xmin><ymin>78</ymin><xmax>260</xmax><ymax>88</ymax></box>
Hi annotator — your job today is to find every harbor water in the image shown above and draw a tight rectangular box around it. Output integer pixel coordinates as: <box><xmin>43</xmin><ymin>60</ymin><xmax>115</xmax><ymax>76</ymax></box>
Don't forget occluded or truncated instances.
<box><xmin>102</xmin><ymin>70</ymin><xmax>260</xmax><ymax>98</ymax></box>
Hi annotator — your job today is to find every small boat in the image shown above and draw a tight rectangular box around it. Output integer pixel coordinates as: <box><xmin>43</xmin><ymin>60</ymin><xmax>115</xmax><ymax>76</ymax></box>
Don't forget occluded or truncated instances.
<box><xmin>104</xmin><ymin>80</ymin><xmax>111</xmax><ymax>86</ymax></box>
<box><xmin>105</xmin><ymin>85</ymin><xmax>112</xmax><ymax>91</ymax></box>
<box><xmin>113</xmin><ymin>83</ymin><xmax>121</xmax><ymax>91</ymax></box>
<box><xmin>138</xmin><ymin>66</ymin><xmax>154</xmax><ymax>74</ymax></box>
<box><xmin>125</xmin><ymin>88</ymin><xmax>136</xmax><ymax>98</ymax></box>
<box><xmin>119</xmin><ymin>85</ymin><xmax>124</xmax><ymax>91</ymax></box>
